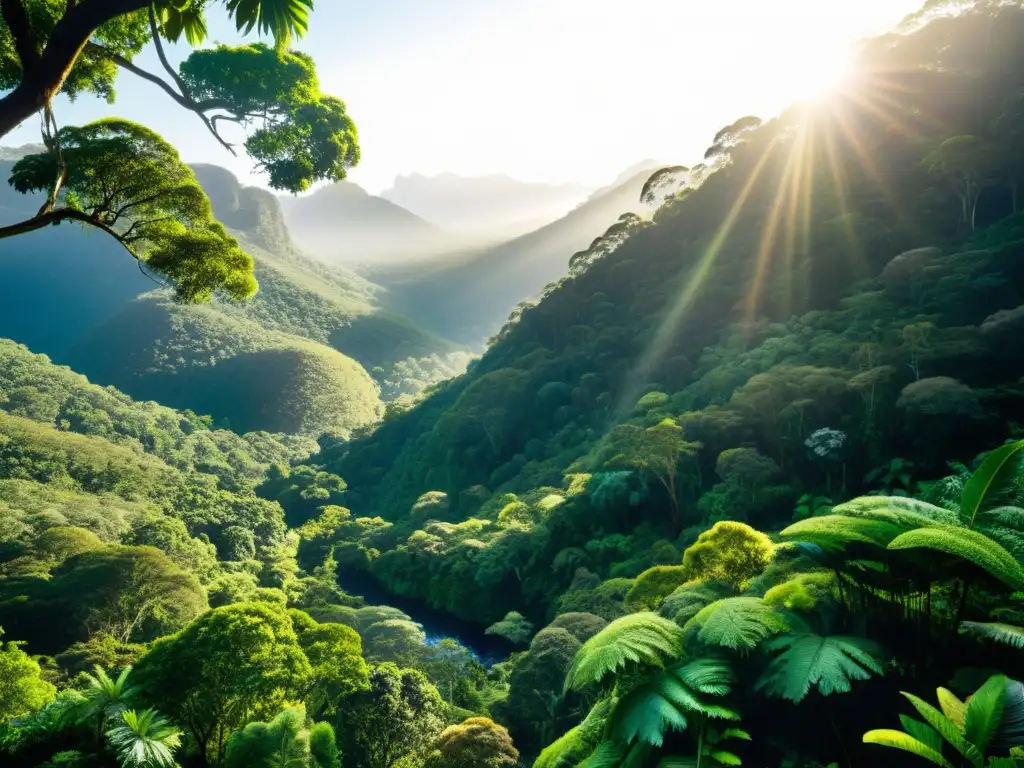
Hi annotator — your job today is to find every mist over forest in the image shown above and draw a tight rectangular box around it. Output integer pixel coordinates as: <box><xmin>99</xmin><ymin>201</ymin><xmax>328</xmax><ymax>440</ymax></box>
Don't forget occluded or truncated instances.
<box><xmin>3</xmin><ymin>2</ymin><xmax>1024</xmax><ymax>768</ymax></box>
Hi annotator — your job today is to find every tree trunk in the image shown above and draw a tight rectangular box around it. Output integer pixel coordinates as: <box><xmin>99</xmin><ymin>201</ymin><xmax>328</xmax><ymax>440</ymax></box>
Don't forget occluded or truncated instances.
<box><xmin>0</xmin><ymin>0</ymin><xmax>150</xmax><ymax>140</ymax></box>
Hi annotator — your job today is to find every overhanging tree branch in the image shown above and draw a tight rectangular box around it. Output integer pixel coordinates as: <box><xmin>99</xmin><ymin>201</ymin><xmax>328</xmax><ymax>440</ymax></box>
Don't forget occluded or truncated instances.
<box><xmin>1</xmin><ymin>0</ymin><xmax>40</xmax><ymax>70</ymax></box>
<box><xmin>148</xmin><ymin>4</ymin><xmax>190</xmax><ymax>100</ymax></box>
<box><xmin>85</xmin><ymin>41</ymin><xmax>237</xmax><ymax>155</ymax></box>
<box><xmin>0</xmin><ymin>0</ymin><xmax>150</xmax><ymax>138</ymax></box>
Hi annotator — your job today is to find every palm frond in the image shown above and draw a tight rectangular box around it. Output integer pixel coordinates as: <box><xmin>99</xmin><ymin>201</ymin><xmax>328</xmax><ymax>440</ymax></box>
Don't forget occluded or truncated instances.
<box><xmin>960</xmin><ymin>622</ymin><xmax>1024</xmax><ymax>649</ymax></box>
<box><xmin>609</xmin><ymin>660</ymin><xmax>738</xmax><ymax>747</ymax></box>
<box><xmin>756</xmin><ymin>634</ymin><xmax>884</xmax><ymax>703</ymax></box>
<box><xmin>961</xmin><ymin>440</ymin><xmax>1024</xmax><ymax>528</ymax></box>
<box><xmin>566</xmin><ymin>613</ymin><xmax>684</xmax><ymax>691</ymax></box>
<box><xmin>887</xmin><ymin>526</ymin><xmax>1024</xmax><ymax>589</ymax></box>
<box><xmin>683</xmin><ymin>597</ymin><xmax>788</xmax><ymax>652</ymax></box>
<box><xmin>225</xmin><ymin>0</ymin><xmax>313</xmax><ymax>41</ymax></box>
<box><xmin>106</xmin><ymin>709</ymin><xmax>181</xmax><ymax>768</ymax></box>
<box><xmin>863</xmin><ymin>729</ymin><xmax>955</xmax><ymax>767</ymax></box>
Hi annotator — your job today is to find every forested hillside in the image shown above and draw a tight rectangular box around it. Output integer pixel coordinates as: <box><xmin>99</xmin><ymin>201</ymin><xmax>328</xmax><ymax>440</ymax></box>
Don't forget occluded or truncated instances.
<box><xmin>376</xmin><ymin>166</ymin><xmax>657</xmax><ymax>344</ymax></box>
<box><xmin>0</xmin><ymin>158</ymin><xmax>468</xmax><ymax>409</ymax></box>
<box><xmin>7</xmin><ymin>3</ymin><xmax>1024</xmax><ymax>768</ymax></box>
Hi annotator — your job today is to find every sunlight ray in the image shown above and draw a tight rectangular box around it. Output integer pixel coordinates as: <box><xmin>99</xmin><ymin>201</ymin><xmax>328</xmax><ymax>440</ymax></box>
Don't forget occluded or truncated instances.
<box><xmin>612</xmin><ymin>140</ymin><xmax>780</xmax><ymax>421</ymax></box>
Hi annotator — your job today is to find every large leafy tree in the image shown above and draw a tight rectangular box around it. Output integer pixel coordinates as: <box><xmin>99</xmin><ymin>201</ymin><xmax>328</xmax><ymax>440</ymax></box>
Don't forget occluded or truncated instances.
<box><xmin>0</xmin><ymin>0</ymin><xmax>359</xmax><ymax>299</ymax></box>
<box><xmin>603</xmin><ymin>417</ymin><xmax>701</xmax><ymax>533</ymax></box>
<box><xmin>223</xmin><ymin>705</ymin><xmax>339</xmax><ymax>768</ymax></box>
<box><xmin>0</xmin><ymin>626</ymin><xmax>56</xmax><ymax>723</ymax></box>
<box><xmin>132</xmin><ymin>602</ymin><xmax>313</xmax><ymax>766</ymax></box>
<box><xmin>426</xmin><ymin>717</ymin><xmax>519</xmax><ymax>768</ymax></box>
<box><xmin>337</xmin><ymin>663</ymin><xmax>445</xmax><ymax>768</ymax></box>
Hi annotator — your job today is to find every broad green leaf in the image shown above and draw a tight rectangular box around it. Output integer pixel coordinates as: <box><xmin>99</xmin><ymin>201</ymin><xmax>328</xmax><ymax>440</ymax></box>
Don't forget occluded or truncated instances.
<box><xmin>900</xmin><ymin>714</ymin><xmax>944</xmax><ymax>754</ymax></box>
<box><xmin>566</xmin><ymin>613</ymin><xmax>684</xmax><ymax>691</ymax></box>
<box><xmin>863</xmin><ymin>729</ymin><xmax>955</xmax><ymax>767</ymax></box>
<box><xmin>965</xmin><ymin>675</ymin><xmax>1008</xmax><ymax>753</ymax></box>
<box><xmin>903</xmin><ymin>692</ymin><xmax>984</xmax><ymax>767</ymax></box>
<box><xmin>937</xmin><ymin>688</ymin><xmax>968</xmax><ymax>731</ymax></box>
<box><xmin>710</xmin><ymin>751</ymin><xmax>742</xmax><ymax>765</ymax></box>
<box><xmin>961</xmin><ymin>441</ymin><xmax>1024</xmax><ymax>528</ymax></box>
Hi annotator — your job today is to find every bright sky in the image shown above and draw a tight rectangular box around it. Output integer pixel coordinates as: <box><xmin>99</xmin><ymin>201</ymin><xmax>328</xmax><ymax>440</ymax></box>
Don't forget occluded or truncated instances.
<box><xmin>4</xmin><ymin>0</ymin><xmax>924</xmax><ymax>195</ymax></box>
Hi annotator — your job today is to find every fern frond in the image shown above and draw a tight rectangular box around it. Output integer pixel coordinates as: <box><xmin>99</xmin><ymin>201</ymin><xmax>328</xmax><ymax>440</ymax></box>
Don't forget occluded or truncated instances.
<box><xmin>566</xmin><ymin>613</ymin><xmax>684</xmax><ymax>691</ymax></box>
<box><xmin>609</xmin><ymin>660</ymin><xmax>738</xmax><ymax>747</ymax></box>
<box><xmin>579</xmin><ymin>740</ymin><xmax>625</xmax><ymax>768</ymax></box>
<box><xmin>683</xmin><ymin>598</ymin><xmax>788</xmax><ymax>652</ymax></box>
<box><xmin>863</xmin><ymin>729</ymin><xmax>955</xmax><ymax>767</ymax></box>
<box><xmin>978</xmin><ymin>506</ymin><xmax>1024</xmax><ymax>527</ymax></box>
<box><xmin>979</xmin><ymin>524</ymin><xmax>1024</xmax><ymax>561</ymax></box>
<box><xmin>961</xmin><ymin>440</ymin><xmax>1024</xmax><ymax>528</ymax></box>
<box><xmin>780</xmin><ymin>515</ymin><xmax>906</xmax><ymax>549</ymax></box>
<box><xmin>672</xmin><ymin>657</ymin><xmax>734</xmax><ymax>696</ymax></box>
<box><xmin>756</xmin><ymin>634</ymin><xmax>884</xmax><ymax>703</ymax></box>
<box><xmin>961</xmin><ymin>622</ymin><xmax>1024</xmax><ymax>649</ymax></box>
<box><xmin>660</xmin><ymin>581</ymin><xmax>732</xmax><ymax>625</ymax></box>
<box><xmin>887</xmin><ymin>526</ymin><xmax>1024</xmax><ymax>589</ymax></box>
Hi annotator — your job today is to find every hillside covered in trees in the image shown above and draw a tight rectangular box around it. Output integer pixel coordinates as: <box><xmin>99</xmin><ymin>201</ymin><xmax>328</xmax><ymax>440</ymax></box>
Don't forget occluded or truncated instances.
<box><xmin>6</xmin><ymin>2</ymin><xmax>1024</xmax><ymax>768</ymax></box>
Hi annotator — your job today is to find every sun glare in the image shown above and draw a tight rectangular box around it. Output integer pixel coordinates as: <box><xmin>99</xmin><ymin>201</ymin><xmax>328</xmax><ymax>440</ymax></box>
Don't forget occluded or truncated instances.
<box><xmin>784</xmin><ymin>48</ymin><xmax>856</xmax><ymax>103</ymax></box>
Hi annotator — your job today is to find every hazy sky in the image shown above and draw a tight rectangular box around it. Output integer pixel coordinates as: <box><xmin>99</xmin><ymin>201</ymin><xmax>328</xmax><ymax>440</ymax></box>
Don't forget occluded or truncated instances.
<box><xmin>4</xmin><ymin>0</ymin><xmax>924</xmax><ymax>194</ymax></box>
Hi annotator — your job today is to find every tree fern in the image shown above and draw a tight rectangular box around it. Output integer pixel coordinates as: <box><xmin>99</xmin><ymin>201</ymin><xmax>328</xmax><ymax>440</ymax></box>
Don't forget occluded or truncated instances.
<box><xmin>579</xmin><ymin>739</ymin><xmax>649</xmax><ymax>768</ymax></box>
<box><xmin>683</xmin><ymin>598</ymin><xmax>789</xmax><ymax>652</ymax></box>
<box><xmin>960</xmin><ymin>622</ymin><xmax>1024</xmax><ymax>648</ymax></box>
<box><xmin>756</xmin><ymin>634</ymin><xmax>883</xmax><ymax>703</ymax></box>
<box><xmin>608</xmin><ymin>659</ymin><xmax>738</xmax><ymax>747</ymax></box>
<box><xmin>566</xmin><ymin>613</ymin><xmax>684</xmax><ymax>691</ymax></box>
<box><xmin>960</xmin><ymin>440</ymin><xmax>1024</xmax><ymax>529</ymax></box>
<box><xmin>887</xmin><ymin>526</ymin><xmax>1024</xmax><ymax>589</ymax></box>
<box><xmin>535</xmin><ymin>698</ymin><xmax>612</xmax><ymax>768</ymax></box>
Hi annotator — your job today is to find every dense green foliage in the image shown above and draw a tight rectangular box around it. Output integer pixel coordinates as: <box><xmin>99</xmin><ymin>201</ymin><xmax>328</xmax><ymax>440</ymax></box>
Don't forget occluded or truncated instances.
<box><xmin>64</xmin><ymin>294</ymin><xmax>384</xmax><ymax>436</ymax></box>
<box><xmin>7</xmin><ymin>3</ymin><xmax>1024</xmax><ymax>768</ymax></box>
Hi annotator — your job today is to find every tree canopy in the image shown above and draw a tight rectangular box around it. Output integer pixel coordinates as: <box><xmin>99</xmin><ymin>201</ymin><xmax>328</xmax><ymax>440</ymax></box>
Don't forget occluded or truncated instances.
<box><xmin>0</xmin><ymin>0</ymin><xmax>360</xmax><ymax>300</ymax></box>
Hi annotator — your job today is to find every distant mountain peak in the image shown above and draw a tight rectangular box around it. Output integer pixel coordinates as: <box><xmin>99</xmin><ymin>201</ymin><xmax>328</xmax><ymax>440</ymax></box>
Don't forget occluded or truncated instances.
<box><xmin>380</xmin><ymin>173</ymin><xmax>594</xmax><ymax>233</ymax></box>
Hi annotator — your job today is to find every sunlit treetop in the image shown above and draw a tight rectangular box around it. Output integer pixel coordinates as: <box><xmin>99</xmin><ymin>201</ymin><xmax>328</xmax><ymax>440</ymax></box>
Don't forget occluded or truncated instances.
<box><xmin>0</xmin><ymin>0</ymin><xmax>356</xmax><ymax>302</ymax></box>
<box><xmin>6</xmin><ymin>119</ymin><xmax>257</xmax><ymax>302</ymax></box>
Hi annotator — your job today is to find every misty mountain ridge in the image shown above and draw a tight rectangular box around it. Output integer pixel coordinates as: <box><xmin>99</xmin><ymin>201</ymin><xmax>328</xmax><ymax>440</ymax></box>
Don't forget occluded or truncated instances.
<box><xmin>380</xmin><ymin>171</ymin><xmax>595</xmax><ymax>235</ymax></box>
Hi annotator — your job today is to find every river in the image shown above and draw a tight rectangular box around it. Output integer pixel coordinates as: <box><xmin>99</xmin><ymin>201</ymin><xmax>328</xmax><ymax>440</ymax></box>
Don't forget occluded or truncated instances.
<box><xmin>339</xmin><ymin>569</ymin><xmax>513</xmax><ymax>667</ymax></box>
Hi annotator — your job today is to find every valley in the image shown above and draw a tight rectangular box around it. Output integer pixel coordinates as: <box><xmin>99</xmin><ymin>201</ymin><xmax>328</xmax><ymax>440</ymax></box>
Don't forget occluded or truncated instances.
<box><xmin>3</xmin><ymin>3</ymin><xmax>1024</xmax><ymax>768</ymax></box>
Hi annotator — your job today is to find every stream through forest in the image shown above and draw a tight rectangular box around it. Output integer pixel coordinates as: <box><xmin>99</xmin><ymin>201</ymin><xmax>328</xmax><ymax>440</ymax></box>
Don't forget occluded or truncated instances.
<box><xmin>339</xmin><ymin>569</ymin><xmax>513</xmax><ymax>666</ymax></box>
